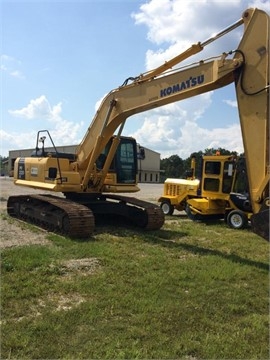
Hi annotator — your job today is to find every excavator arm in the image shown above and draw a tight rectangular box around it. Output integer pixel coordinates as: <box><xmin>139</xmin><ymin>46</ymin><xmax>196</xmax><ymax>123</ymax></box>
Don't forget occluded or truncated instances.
<box><xmin>233</xmin><ymin>9</ymin><xmax>269</xmax><ymax>239</ymax></box>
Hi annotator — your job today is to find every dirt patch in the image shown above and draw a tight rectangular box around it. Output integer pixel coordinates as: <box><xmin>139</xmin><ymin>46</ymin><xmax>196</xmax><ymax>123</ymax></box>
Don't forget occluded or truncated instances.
<box><xmin>0</xmin><ymin>215</ymin><xmax>52</xmax><ymax>249</ymax></box>
<box><xmin>0</xmin><ymin>177</ymin><xmax>53</xmax><ymax>248</ymax></box>
<box><xmin>59</xmin><ymin>258</ymin><xmax>101</xmax><ymax>276</ymax></box>
<box><xmin>5</xmin><ymin>293</ymin><xmax>87</xmax><ymax>324</ymax></box>
<box><xmin>0</xmin><ymin>198</ymin><xmax>52</xmax><ymax>249</ymax></box>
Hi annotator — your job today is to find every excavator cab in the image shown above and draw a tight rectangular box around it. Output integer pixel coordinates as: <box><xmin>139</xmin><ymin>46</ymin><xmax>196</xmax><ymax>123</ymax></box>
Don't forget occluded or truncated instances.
<box><xmin>97</xmin><ymin>136</ymin><xmax>137</xmax><ymax>185</ymax></box>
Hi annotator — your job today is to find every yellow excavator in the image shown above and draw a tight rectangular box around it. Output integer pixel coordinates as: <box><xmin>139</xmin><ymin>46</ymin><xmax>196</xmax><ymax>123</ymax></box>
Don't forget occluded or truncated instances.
<box><xmin>8</xmin><ymin>8</ymin><xmax>269</xmax><ymax>240</ymax></box>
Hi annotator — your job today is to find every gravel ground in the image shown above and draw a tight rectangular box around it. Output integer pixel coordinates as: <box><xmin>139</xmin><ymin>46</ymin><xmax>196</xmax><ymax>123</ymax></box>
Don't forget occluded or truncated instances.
<box><xmin>0</xmin><ymin>177</ymin><xmax>165</xmax><ymax>249</ymax></box>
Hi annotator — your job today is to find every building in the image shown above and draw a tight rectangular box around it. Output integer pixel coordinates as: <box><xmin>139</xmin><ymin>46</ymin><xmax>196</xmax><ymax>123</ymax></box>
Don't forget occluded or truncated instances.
<box><xmin>137</xmin><ymin>145</ymin><xmax>161</xmax><ymax>183</ymax></box>
<box><xmin>8</xmin><ymin>144</ymin><xmax>161</xmax><ymax>183</ymax></box>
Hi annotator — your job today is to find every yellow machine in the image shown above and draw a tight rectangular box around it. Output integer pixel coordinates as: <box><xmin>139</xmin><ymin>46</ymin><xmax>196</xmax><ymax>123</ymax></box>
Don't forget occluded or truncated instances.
<box><xmin>158</xmin><ymin>154</ymin><xmax>200</xmax><ymax>215</ymax></box>
<box><xmin>159</xmin><ymin>154</ymin><xmax>253</xmax><ymax>230</ymax></box>
<box><xmin>8</xmin><ymin>8</ymin><xmax>269</xmax><ymax>240</ymax></box>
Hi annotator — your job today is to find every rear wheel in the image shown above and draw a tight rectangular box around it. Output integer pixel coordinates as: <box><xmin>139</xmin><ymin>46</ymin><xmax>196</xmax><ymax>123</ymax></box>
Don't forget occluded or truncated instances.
<box><xmin>160</xmin><ymin>201</ymin><xmax>174</xmax><ymax>216</ymax></box>
<box><xmin>227</xmin><ymin>210</ymin><xmax>248</xmax><ymax>229</ymax></box>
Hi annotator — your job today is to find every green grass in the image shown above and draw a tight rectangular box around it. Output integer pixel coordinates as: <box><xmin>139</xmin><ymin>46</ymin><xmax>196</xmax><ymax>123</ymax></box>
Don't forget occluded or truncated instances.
<box><xmin>1</xmin><ymin>216</ymin><xmax>269</xmax><ymax>359</ymax></box>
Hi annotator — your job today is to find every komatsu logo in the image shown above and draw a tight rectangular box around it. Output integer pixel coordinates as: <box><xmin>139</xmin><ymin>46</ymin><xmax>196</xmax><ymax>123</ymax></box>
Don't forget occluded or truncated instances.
<box><xmin>160</xmin><ymin>75</ymin><xmax>205</xmax><ymax>97</ymax></box>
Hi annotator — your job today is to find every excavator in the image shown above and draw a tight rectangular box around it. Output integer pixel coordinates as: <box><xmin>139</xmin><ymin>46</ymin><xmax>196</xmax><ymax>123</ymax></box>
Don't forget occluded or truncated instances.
<box><xmin>7</xmin><ymin>8</ymin><xmax>269</xmax><ymax>240</ymax></box>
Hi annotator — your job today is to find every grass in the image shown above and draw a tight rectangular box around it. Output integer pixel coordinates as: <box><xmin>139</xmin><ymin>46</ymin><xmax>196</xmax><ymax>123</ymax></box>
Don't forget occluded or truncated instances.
<box><xmin>1</xmin><ymin>215</ymin><xmax>269</xmax><ymax>359</ymax></box>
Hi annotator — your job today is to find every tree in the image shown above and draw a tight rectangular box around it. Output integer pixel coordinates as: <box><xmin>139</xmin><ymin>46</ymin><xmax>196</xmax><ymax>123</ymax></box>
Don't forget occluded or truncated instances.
<box><xmin>0</xmin><ymin>155</ymin><xmax>9</xmax><ymax>176</ymax></box>
<box><xmin>203</xmin><ymin>147</ymin><xmax>238</xmax><ymax>156</ymax></box>
<box><xmin>182</xmin><ymin>151</ymin><xmax>203</xmax><ymax>178</ymax></box>
<box><xmin>160</xmin><ymin>154</ymin><xmax>184</xmax><ymax>179</ymax></box>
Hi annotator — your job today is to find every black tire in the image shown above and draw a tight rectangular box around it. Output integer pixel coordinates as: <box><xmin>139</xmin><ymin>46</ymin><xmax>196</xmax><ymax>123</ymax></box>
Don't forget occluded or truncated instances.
<box><xmin>160</xmin><ymin>201</ymin><xmax>174</xmax><ymax>216</ymax></box>
<box><xmin>227</xmin><ymin>210</ymin><xmax>248</xmax><ymax>229</ymax></box>
<box><xmin>185</xmin><ymin>203</ymin><xmax>202</xmax><ymax>221</ymax></box>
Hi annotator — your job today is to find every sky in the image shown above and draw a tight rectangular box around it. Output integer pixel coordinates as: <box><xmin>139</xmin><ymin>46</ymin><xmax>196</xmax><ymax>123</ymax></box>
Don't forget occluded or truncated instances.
<box><xmin>1</xmin><ymin>0</ymin><xmax>269</xmax><ymax>159</ymax></box>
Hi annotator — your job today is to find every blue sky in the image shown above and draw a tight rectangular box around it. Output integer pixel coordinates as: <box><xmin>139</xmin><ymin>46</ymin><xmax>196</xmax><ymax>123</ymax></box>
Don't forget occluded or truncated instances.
<box><xmin>1</xmin><ymin>0</ymin><xmax>269</xmax><ymax>158</ymax></box>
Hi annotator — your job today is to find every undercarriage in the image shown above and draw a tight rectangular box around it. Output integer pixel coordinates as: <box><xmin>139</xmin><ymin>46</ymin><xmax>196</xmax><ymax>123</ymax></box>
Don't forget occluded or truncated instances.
<box><xmin>7</xmin><ymin>193</ymin><xmax>165</xmax><ymax>238</ymax></box>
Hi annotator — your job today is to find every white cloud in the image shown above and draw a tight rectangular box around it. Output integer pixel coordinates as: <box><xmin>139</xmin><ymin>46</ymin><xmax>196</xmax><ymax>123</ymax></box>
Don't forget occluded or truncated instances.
<box><xmin>5</xmin><ymin>96</ymin><xmax>84</xmax><ymax>153</ymax></box>
<box><xmin>128</xmin><ymin>102</ymin><xmax>244</xmax><ymax>159</ymax></box>
<box><xmin>0</xmin><ymin>128</ymin><xmax>38</xmax><ymax>153</ymax></box>
<box><xmin>1</xmin><ymin>54</ymin><xmax>25</xmax><ymax>79</ymax></box>
<box><xmin>132</xmin><ymin>0</ymin><xmax>243</xmax><ymax>70</ymax></box>
<box><xmin>128</xmin><ymin>0</ymin><xmax>268</xmax><ymax>158</ymax></box>
<box><xmin>9</xmin><ymin>70</ymin><xmax>25</xmax><ymax>79</ymax></box>
<box><xmin>9</xmin><ymin>95</ymin><xmax>62</xmax><ymax>120</ymax></box>
<box><xmin>223</xmin><ymin>99</ymin><xmax>237</xmax><ymax>108</ymax></box>
<box><xmin>133</xmin><ymin>0</ymin><xmax>270</xmax><ymax>73</ymax></box>
<box><xmin>249</xmin><ymin>0</ymin><xmax>270</xmax><ymax>13</ymax></box>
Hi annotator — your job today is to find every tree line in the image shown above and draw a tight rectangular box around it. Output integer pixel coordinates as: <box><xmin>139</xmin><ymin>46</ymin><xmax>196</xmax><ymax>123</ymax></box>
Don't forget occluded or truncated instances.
<box><xmin>160</xmin><ymin>147</ymin><xmax>240</xmax><ymax>181</ymax></box>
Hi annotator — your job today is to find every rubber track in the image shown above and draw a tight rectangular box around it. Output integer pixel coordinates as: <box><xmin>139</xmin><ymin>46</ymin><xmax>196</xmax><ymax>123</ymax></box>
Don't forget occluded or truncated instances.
<box><xmin>7</xmin><ymin>194</ymin><xmax>95</xmax><ymax>238</ymax></box>
<box><xmin>104</xmin><ymin>194</ymin><xmax>165</xmax><ymax>230</ymax></box>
